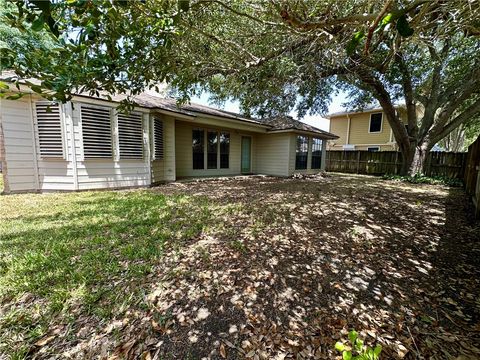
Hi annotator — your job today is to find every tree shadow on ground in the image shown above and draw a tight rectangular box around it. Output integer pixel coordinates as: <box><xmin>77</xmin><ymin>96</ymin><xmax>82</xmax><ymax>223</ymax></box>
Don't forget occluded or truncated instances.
<box><xmin>1</xmin><ymin>174</ymin><xmax>479</xmax><ymax>359</ymax></box>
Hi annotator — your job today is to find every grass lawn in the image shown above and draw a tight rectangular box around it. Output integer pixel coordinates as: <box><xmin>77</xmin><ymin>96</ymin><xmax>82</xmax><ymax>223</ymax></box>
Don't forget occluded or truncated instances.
<box><xmin>0</xmin><ymin>174</ymin><xmax>479</xmax><ymax>359</ymax></box>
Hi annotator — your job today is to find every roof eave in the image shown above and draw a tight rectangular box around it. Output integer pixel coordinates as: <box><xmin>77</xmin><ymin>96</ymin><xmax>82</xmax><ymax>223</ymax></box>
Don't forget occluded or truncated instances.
<box><xmin>267</xmin><ymin>128</ymin><xmax>339</xmax><ymax>139</ymax></box>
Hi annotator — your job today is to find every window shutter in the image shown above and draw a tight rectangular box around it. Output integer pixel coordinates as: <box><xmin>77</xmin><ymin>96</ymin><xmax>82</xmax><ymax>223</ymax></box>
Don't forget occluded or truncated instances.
<box><xmin>153</xmin><ymin>117</ymin><xmax>164</xmax><ymax>160</ymax></box>
<box><xmin>81</xmin><ymin>105</ymin><xmax>112</xmax><ymax>158</ymax></box>
<box><xmin>118</xmin><ymin>112</ymin><xmax>143</xmax><ymax>159</ymax></box>
<box><xmin>35</xmin><ymin>102</ymin><xmax>64</xmax><ymax>158</ymax></box>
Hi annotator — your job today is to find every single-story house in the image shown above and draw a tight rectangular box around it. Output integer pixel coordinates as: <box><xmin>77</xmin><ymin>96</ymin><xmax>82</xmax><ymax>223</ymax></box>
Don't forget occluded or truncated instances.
<box><xmin>0</xmin><ymin>75</ymin><xmax>338</xmax><ymax>193</ymax></box>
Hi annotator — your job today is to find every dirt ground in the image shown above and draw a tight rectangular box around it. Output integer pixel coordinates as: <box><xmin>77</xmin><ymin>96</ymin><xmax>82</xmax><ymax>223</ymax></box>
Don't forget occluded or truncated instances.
<box><xmin>2</xmin><ymin>173</ymin><xmax>480</xmax><ymax>359</ymax></box>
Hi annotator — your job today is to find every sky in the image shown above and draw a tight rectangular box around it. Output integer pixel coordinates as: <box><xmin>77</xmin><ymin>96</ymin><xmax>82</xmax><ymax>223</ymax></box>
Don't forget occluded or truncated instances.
<box><xmin>190</xmin><ymin>92</ymin><xmax>350</xmax><ymax>132</ymax></box>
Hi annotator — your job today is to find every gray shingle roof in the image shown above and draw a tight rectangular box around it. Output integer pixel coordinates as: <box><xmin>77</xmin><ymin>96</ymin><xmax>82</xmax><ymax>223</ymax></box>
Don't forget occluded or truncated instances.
<box><xmin>261</xmin><ymin>115</ymin><xmax>338</xmax><ymax>139</ymax></box>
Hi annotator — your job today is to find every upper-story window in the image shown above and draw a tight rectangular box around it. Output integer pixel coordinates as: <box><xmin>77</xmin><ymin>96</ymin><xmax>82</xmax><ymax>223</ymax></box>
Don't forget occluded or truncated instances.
<box><xmin>369</xmin><ymin>113</ymin><xmax>383</xmax><ymax>133</ymax></box>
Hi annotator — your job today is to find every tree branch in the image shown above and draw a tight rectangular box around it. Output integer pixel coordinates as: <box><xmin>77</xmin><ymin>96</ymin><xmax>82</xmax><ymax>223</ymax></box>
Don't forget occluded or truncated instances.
<box><xmin>355</xmin><ymin>67</ymin><xmax>410</xmax><ymax>153</ymax></box>
<box><xmin>395</xmin><ymin>52</ymin><xmax>418</xmax><ymax>140</ymax></box>
<box><xmin>431</xmin><ymin>97</ymin><xmax>480</xmax><ymax>144</ymax></box>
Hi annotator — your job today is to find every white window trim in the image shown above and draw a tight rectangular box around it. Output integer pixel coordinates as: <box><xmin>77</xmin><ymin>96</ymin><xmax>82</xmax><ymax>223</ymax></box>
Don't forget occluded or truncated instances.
<box><xmin>368</xmin><ymin>112</ymin><xmax>383</xmax><ymax>133</ymax></box>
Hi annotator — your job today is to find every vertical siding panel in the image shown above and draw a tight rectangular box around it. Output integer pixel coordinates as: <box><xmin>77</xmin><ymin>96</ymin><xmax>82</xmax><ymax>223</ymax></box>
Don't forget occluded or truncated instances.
<box><xmin>256</xmin><ymin>133</ymin><xmax>290</xmax><ymax>177</ymax></box>
<box><xmin>0</xmin><ymin>98</ymin><xmax>37</xmax><ymax>192</ymax></box>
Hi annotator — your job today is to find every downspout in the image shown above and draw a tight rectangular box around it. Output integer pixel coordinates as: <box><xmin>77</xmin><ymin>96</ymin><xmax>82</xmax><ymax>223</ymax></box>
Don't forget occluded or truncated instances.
<box><xmin>346</xmin><ymin>114</ymin><xmax>351</xmax><ymax>145</ymax></box>
<box><xmin>28</xmin><ymin>94</ymin><xmax>40</xmax><ymax>191</ymax></box>
<box><xmin>66</xmin><ymin>102</ymin><xmax>78</xmax><ymax>190</ymax></box>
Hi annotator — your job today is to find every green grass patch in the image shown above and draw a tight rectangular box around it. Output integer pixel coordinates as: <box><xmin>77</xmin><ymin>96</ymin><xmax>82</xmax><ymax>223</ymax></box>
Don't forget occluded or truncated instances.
<box><xmin>0</xmin><ymin>189</ymin><xmax>216</xmax><ymax>354</ymax></box>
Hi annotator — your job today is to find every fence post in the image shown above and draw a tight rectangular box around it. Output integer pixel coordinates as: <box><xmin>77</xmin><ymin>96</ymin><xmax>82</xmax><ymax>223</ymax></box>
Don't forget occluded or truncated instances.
<box><xmin>394</xmin><ymin>152</ymin><xmax>399</xmax><ymax>174</ymax></box>
<box><xmin>475</xmin><ymin>166</ymin><xmax>480</xmax><ymax>219</ymax></box>
<box><xmin>356</xmin><ymin>151</ymin><xmax>360</xmax><ymax>174</ymax></box>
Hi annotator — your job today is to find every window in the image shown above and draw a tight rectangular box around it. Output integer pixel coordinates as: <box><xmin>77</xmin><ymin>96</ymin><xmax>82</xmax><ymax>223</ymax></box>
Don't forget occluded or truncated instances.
<box><xmin>220</xmin><ymin>132</ymin><xmax>230</xmax><ymax>169</ymax></box>
<box><xmin>118</xmin><ymin>112</ymin><xmax>143</xmax><ymax>159</ymax></box>
<box><xmin>192</xmin><ymin>129</ymin><xmax>204</xmax><ymax>169</ymax></box>
<box><xmin>311</xmin><ymin>138</ymin><xmax>322</xmax><ymax>169</ymax></box>
<box><xmin>192</xmin><ymin>129</ymin><xmax>230</xmax><ymax>170</ymax></box>
<box><xmin>153</xmin><ymin>117</ymin><xmax>164</xmax><ymax>159</ymax></box>
<box><xmin>35</xmin><ymin>102</ymin><xmax>64</xmax><ymax>158</ymax></box>
<box><xmin>207</xmin><ymin>131</ymin><xmax>218</xmax><ymax>169</ymax></box>
<box><xmin>295</xmin><ymin>135</ymin><xmax>308</xmax><ymax>170</ymax></box>
<box><xmin>81</xmin><ymin>105</ymin><xmax>112</xmax><ymax>158</ymax></box>
<box><xmin>367</xmin><ymin>146</ymin><xmax>380</xmax><ymax>152</ymax></box>
<box><xmin>369</xmin><ymin>113</ymin><xmax>383</xmax><ymax>133</ymax></box>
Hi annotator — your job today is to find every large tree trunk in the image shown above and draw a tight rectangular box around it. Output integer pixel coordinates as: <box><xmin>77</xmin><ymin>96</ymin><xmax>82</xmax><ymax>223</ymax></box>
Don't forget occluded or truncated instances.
<box><xmin>400</xmin><ymin>143</ymin><xmax>431</xmax><ymax>176</ymax></box>
<box><xmin>398</xmin><ymin>143</ymin><xmax>431</xmax><ymax>176</ymax></box>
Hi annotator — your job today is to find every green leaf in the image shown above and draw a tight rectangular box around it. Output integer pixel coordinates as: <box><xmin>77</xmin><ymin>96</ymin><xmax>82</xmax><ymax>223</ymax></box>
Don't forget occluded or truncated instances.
<box><xmin>346</xmin><ymin>31</ymin><xmax>364</xmax><ymax>56</ymax></box>
<box><xmin>31</xmin><ymin>15</ymin><xmax>45</xmax><ymax>32</ymax></box>
<box><xmin>374</xmin><ymin>344</ymin><xmax>382</xmax><ymax>357</ymax></box>
<box><xmin>355</xmin><ymin>339</ymin><xmax>363</xmax><ymax>351</ymax></box>
<box><xmin>335</xmin><ymin>341</ymin><xmax>346</xmax><ymax>352</ymax></box>
<box><xmin>178</xmin><ymin>0</ymin><xmax>190</xmax><ymax>12</ymax></box>
<box><xmin>396</xmin><ymin>15</ymin><xmax>414</xmax><ymax>37</ymax></box>
<box><xmin>343</xmin><ymin>350</ymin><xmax>352</xmax><ymax>360</ymax></box>
<box><xmin>381</xmin><ymin>13</ymin><xmax>394</xmax><ymax>26</ymax></box>
<box><xmin>6</xmin><ymin>93</ymin><xmax>25</xmax><ymax>100</ymax></box>
<box><xmin>30</xmin><ymin>85</ymin><xmax>44</xmax><ymax>94</ymax></box>
<box><xmin>0</xmin><ymin>81</ymin><xmax>9</xmax><ymax>90</ymax></box>
<box><xmin>348</xmin><ymin>330</ymin><xmax>358</xmax><ymax>344</ymax></box>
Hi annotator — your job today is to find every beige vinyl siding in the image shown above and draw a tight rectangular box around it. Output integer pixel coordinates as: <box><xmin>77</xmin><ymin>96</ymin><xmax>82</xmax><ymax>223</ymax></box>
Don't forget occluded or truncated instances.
<box><xmin>72</xmin><ymin>101</ymin><xmax>151</xmax><ymax>190</ymax></box>
<box><xmin>348</xmin><ymin>112</ymin><xmax>391</xmax><ymax>145</ymax></box>
<box><xmin>175</xmin><ymin>120</ymin><xmax>248</xmax><ymax>178</ymax></box>
<box><xmin>0</xmin><ymin>98</ymin><xmax>38</xmax><ymax>192</ymax></box>
<box><xmin>151</xmin><ymin>115</ymin><xmax>176</xmax><ymax>183</ymax></box>
<box><xmin>256</xmin><ymin>133</ymin><xmax>290</xmax><ymax>176</ymax></box>
<box><xmin>329</xmin><ymin>116</ymin><xmax>349</xmax><ymax>146</ymax></box>
<box><xmin>329</xmin><ymin>108</ymin><xmax>411</xmax><ymax>151</ymax></box>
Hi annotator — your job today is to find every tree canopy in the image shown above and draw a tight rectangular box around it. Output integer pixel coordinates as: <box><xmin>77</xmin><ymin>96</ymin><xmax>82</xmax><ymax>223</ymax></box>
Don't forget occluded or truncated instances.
<box><xmin>2</xmin><ymin>0</ymin><xmax>480</xmax><ymax>174</ymax></box>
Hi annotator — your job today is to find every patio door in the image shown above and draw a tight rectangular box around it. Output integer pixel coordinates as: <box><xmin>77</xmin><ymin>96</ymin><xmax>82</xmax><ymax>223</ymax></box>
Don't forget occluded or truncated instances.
<box><xmin>241</xmin><ymin>136</ymin><xmax>251</xmax><ymax>173</ymax></box>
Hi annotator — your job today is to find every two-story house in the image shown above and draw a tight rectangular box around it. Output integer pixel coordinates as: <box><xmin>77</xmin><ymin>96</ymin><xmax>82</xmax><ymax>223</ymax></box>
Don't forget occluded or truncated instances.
<box><xmin>327</xmin><ymin>107</ymin><xmax>408</xmax><ymax>151</ymax></box>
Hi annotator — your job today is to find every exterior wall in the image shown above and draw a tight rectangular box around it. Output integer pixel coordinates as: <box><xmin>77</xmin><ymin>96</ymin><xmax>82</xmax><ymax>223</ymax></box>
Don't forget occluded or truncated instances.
<box><xmin>1</xmin><ymin>92</ymin><xmax>335</xmax><ymax>192</ymax></box>
<box><xmin>328</xmin><ymin>109</ymin><xmax>408</xmax><ymax>151</ymax></box>
<box><xmin>151</xmin><ymin>115</ymin><xmax>176</xmax><ymax>183</ymax></box>
<box><xmin>329</xmin><ymin>116</ymin><xmax>349</xmax><ymax>147</ymax></box>
<box><xmin>72</xmin><ymin>100</ymin><xmax>151</xmax><ymax>191</ymax></box>
<box><xmin>175</xmin><ymin>119</ymin><xmax>254</xmax><ymax>178</ymax></box>
<box><xmin>0</xmin><ymin>97</ymin><xmax>38</xmax><ymax>192</ymax></box>
<box><xmin>256</xmin><ymin>133</ymin><xmax>290</xmax><ymax>176</ymax></box>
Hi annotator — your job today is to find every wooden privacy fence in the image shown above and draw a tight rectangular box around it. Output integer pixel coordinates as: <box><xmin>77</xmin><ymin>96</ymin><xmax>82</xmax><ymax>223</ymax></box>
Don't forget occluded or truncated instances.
<box><xmin>326</xmin><ymin>150</ymin><xmax>467</xmax><ymax>179</ymax></box>
<box><xmin>464</xmin><ymin>136</ymin><xmax>480</xmax><ymax>218</ymax></box>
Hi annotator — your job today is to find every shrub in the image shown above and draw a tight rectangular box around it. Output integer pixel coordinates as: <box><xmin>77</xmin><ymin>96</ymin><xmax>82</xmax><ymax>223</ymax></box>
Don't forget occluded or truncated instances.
<box><xmin>382</xmin><ymin>174</ymin><xmax>463</xmax><ymax>187</ymax></box>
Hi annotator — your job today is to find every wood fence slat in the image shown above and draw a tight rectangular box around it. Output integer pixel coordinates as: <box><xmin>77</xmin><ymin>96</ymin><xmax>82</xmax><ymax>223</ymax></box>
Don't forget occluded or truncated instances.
<box><xmin>325</xmin><ymin>150</ymin><xmax>467</xmax><ymax>179</ymax></box>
